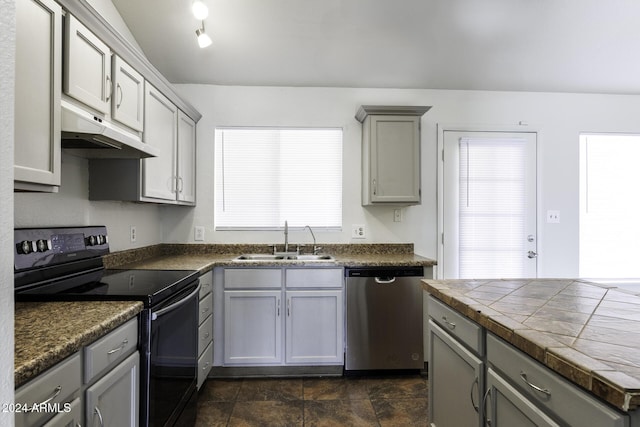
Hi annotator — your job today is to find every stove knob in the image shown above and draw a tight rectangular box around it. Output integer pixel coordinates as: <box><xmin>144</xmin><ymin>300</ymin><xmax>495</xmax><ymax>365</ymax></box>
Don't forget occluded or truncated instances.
<box><xmin>18</xmin><ymin>240</ymin><xmax>36</xmax><ymax>254</ymax></box>
<box><xmin>36</xmin><ymin>239</ymin><xmax>52</xmax><ymax>252</ymax></box>
<box><xmin>97</xmin><ymin>235</ymin><xmax>105</xmax><ymax>245</ymax></box>
<box><xmin>86</xmin><ymin>235</ymin><xmax>97</xmax><ymax>246</ymax></box>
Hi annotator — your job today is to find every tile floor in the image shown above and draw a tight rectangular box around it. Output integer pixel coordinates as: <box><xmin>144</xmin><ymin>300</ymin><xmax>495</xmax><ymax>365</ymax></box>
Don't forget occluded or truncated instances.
<box><xmin>196</xmin><ymin>374</ymin><xmax>429</xmax><ymax>426</ymax></box>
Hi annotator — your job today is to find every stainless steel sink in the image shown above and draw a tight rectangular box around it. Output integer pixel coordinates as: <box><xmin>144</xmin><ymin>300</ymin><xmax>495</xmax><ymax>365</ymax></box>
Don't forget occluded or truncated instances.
<box><xmin>232</xmin><ymin>253</ymin><xmax>334</xmax><ymax>262</ymax></box>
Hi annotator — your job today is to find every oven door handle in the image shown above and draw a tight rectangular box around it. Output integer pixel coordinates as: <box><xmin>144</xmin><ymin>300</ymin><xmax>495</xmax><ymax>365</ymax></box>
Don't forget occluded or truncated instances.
<box><xmin>151</xmin><ymin>282</ymin><xmax>201</xmax><ymax>320</ymax></box>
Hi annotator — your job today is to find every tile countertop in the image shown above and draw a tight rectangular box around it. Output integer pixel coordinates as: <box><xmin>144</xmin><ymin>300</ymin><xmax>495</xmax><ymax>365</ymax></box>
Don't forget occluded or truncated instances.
<box><xmin>103</xmin><ymin>243</ymin><xmax>437</xmax><ymax>272</ymax></box>
<box><xmin>15</xmin><ymin>301</ymin><xmax>143</xmax><ymax>387</ymax></box>
<box><xmin>423</xmin><ymin>278</ymin><xmax>640</xmax><ymax>412</ymax></box>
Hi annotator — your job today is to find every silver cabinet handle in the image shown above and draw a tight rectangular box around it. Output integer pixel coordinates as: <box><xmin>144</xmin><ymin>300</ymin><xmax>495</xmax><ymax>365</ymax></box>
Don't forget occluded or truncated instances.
<box><xmin>527</xmin><ymin>250</ymin><xmax>538</xmax><ymax>259</ymax></box>
<box><xmin>107</xmin><ymin>338</ymin><xmax>129</xmax><ymax>355</ymax></box>
<box><xmin>26</xmin><ymin>385</ymin><xmax>61</xmax><ymax>411</ymax></box>
<box><xmin>470</xmin><ymin>376</ymin><xmax>479</xmax><ymax>412</ymax></box>
<box><xmin>441</xmin><ymin>315</ymin><xmax>456</xmax><ymax>330</ymax></box>
<box><xmin>287</xmin><ymin>298</ymin><xmax>291</xmax><ymax>316</ymax></box>
<box><xmin>373</xmin><ymin>179</ymin><xmax>377</xmax><ymax>195</ymax></box>
<box><xmin>482</xmin><ymin>388</ymin><xmax>492</xmax><ymax>426</ymax></box>
<box><xmin>520</xmin><ymin>372</ymin><xmax>551</xmax><ymax>396</ymax></box>
<box><xmin>105</xmin><ymin>75</ymin><xmax>112</xmax><ymax>103</ymax></box>
<box><xmin>277</xmin><ymin>298</ymin><xmax>280</xmax><ymax>316</ymax></box>
<box><xmin>94</xmin><ymin>406</ymin><xmax>105</xmax><ymax>427</ymax></box>
<box><xmin>201</xmin><ymin>306</ymin><xmax>210</xmax><ymax>315</ymax></box>
<box><xmin>116</xmin><ymin>83</ymin><xmax>123</xmax><ymax>108</ymax></box>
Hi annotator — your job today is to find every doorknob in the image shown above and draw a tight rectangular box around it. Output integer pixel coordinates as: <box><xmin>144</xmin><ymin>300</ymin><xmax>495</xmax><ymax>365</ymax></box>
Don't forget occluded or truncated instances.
<box><xmin>527</xmin><ymin>250</ymin><xmax>538</xmax><ymax>259</ymax></box>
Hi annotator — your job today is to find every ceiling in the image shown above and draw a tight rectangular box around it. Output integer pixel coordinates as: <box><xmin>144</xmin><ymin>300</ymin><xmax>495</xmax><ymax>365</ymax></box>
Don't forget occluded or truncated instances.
<box><xmin>111</xmin><ymin>0</ymin><xmax>640</xmax><ymax>94</ymax></box>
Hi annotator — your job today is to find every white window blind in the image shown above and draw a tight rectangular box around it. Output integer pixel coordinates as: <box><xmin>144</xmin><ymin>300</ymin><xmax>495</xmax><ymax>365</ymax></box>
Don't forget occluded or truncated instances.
<box><xmin>580</xmin><ymin>134</ymin><xmax>640</xmax><ymax>279</ymax></box>
<box><xmin>214</xmin><ymin>128</ymin><xmax>342</xmax><ymax>230</ymax></box>
<box><xmin>458</xmin><ymin>137</ymin><xmax>527</xmax><ymax>278</ymax></box>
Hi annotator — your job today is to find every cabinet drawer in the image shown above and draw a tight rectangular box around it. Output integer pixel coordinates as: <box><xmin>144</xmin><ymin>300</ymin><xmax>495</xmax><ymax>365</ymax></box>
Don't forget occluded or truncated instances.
<box><xmin>198</xmin><ymin>314</ymin><xmax>213</xmax><ymax>356</ymax></box>
<box><xmin>199</xmin><ymin>293</ymin><xmax>213</xmax><ymax>324</ymax></box>
<box><xmin>285</xmin><ymin>268</ymin><xmax>343</xmax><ymax>288</ymax></box>
<box><xmin>42</xmin><ymin>397</ymin><xmax>81</xmax><ymax>427</ymax></box>
<box><xmin>224</xmin><ymin>268</ymin><xmax>282</xmax><ymax>289</ymax></box>
<box><xmin>428</xmin><ymin>295</ymin><xmax>483</xmax><ymax>355</ymax></box>
<box><xmin>15</xmin><ymin>352</ymin><xmax>81</xmax><ymax>427</ymax></box>
<box><xmin>487</xmin><ymin>333</ymin><xmax>628</xmax><ymax>427</ymax></box>
<box><xmin>84</xmin><ymin>318</ymin><xmax>138</xmax><ymax>383</ymax></box>
<box><xmin>198</xmin><ymin>341</ymin><xmax>213</xmax><ymax>390</ymax></box>
<box><xmin>199</xmin><ymin>270</ymin><xmax>213</xmax><ymax>299</ymax></box>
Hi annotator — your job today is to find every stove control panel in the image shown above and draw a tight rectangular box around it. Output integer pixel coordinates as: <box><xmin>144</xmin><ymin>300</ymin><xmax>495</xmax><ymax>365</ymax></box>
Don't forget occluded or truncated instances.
<box><xmin>14</xmin><ymin>226</ymin><xmax>110</xmax><ymax>271</ymax></box>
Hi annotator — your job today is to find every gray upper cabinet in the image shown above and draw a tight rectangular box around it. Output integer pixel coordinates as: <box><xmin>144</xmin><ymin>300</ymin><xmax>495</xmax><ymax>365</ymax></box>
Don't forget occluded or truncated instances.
<box><xmin>177</xmin><ymin>110</ymin><xmax>197</xmax><ymax>204</ymax></box>
<box><xmin>14</xmin><ymin>0</ymin><xmax>62</xmax><ymax>192</ymax></box>
<box><xmin>64</xmin><ymin>14</ymin><xmax>111</xmax><ymax>115</ymax></box>
<box><xmin>112</xmin><ymin>55</ymin><xmax>145</xmax><ymax>132</ymax></box>
<box><xmin>356</xmin><ymin>105</ymin><xmax>431</xmax><ymax>206</ymax></box>
<box><xmin>64</xmin><ymin>15</ymin><xmax>144</xmax><ymax>133</ymax></box>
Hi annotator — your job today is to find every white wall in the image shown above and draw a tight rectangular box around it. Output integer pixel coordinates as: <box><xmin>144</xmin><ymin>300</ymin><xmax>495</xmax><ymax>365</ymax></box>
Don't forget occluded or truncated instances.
<box><xmin>168</xmin><ymin>84</ymin><xmax>640</xmax><ymax>278</ymax></box>
<box><xmin>1</xmin><ymin>0</ymin><xmax>15</xmax><ymax>423</ymax></box>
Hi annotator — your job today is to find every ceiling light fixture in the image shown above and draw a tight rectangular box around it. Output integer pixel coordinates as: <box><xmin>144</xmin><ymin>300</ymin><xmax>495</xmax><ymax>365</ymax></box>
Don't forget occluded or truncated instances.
<box><xmin>195</xmin><ymin>21</ymin><xmax>212</xmax><ymax>48</ymax></box>
<box><xmin>192</xmin><ymin>0</ymin><xmax>209</xmax><ymax>20</ymax></box>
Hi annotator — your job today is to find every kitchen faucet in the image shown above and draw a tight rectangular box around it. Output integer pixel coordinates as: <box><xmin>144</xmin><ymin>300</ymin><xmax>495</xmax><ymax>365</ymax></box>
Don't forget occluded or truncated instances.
<box><xmin>304</xmin><ymin>225</ymin><xmax>322</xmax><ymax>255</ymax></box>
<box><xmin>284</xmin><ymin>220</ymin><xmax>289</xmax><ymax>252</ymax></box>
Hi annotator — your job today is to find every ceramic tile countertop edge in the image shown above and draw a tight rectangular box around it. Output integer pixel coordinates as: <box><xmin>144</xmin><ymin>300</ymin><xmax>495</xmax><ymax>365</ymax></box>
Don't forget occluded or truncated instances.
<box><xmin>104</xmin><ymin>243</ymin><xmax>437</xmax><ymax>272</ymax></box>
<box><xmin>423</xmin><ymin>279</ymin><xmax>640</xmax><ymax>412</ymax></box>
<box><xmin>15</xmin><ymin>300</ymin><xmax>143</xmax><ymax>387</ymax></box>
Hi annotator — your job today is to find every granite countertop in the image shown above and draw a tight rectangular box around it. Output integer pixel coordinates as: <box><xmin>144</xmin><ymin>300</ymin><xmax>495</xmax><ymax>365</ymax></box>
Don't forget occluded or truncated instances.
<box><xmin>424</xmin><ymin>279</ymin><xmax>640</xmax><ymax>412</ymax></box>
<box><xmin>15</xmin><ymin>301</ymin><xmax>143</xmax><ymax>387</ymax></box>
<box><xmin>103</xmin><ymin>243</ymin><xmax>437</xmax><ymax>272</ymax></box>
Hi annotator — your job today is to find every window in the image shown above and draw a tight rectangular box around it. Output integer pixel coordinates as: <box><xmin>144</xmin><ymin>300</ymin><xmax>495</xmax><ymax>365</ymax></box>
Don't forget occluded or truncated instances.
<box><xmin>580</xmin><ymin>134</ymin><xmax>640</xmax><ymax>279</ymax></box>
<box><xmin>214</xmin><ymin>127</ymin><xmax>342</xmax><ymax>230</ymax></box>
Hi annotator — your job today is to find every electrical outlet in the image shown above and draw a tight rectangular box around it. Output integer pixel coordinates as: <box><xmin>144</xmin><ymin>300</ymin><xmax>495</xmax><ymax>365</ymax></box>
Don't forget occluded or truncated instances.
<box><xmin>194</xmin><ymin>226</ymin><xmax>205</xmax><ymax>241</ymax></box>
<box><xmin>352</xmin><ymin>224</ymin><xmax>366</xmax><ymax>239</ymax></box>
<box><xmin>130</xmin><ymin>226</ymin><xmax>137</xmax><ymax>243</ymax></box>
<box><xmin>393</xmin><ymin>209</ymin><xmax>402</xmax><ymax>222</ymax></box>
<box><xmin>546</xmin><ymin>210</ymin><xmax>560</xmax><ymax>223</ymax></box>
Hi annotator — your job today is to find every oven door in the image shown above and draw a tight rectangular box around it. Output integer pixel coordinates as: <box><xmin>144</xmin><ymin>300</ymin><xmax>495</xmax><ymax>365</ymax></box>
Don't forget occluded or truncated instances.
<box><xmin>149</xmin><ymin>280</ymin><xmax>200</xmax><ymax>426</ymax></box>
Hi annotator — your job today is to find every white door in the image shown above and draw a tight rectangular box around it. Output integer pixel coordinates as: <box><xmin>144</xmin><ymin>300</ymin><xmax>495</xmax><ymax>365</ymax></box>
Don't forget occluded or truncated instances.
<box><xmin>442</xmin><ymin>130</ymin><xmax>537</xmax><ymax>279</ymax></box>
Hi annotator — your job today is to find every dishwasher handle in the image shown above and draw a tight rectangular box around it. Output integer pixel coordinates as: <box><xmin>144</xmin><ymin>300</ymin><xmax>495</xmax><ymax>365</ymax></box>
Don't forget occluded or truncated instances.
<box><xmin>375</xmin><ymin>276</ymin><xmax>396</xmax><ymax>284</ymax></box>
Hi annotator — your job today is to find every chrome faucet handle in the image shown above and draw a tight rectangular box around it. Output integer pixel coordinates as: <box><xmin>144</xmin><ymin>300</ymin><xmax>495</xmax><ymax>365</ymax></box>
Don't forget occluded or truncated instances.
<box><xmin>296</xmin><ymin>244</ymin><xmax>305</xmax><ymax>254</ymax></box>
<box><xmin>313</xmin><ymin>245</ymin><xmax>323</xmax><ymax>255</ymax></box>
<box><xmin>268</xmin><ymin>244</ymin><xmax>277</xmax><ymax>255</ymax></box>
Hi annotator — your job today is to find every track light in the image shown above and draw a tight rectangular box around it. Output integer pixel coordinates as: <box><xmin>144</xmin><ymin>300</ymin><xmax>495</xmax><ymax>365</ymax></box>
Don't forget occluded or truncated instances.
<box><xmin>195</xmin><ymin>21</ymin><xmax>212</xmax><ymax>48</ymax></box>
<box><xmin>192</xmin><ymin>0</ymin><xmax>209</xmax><ymax>20</ymax></box>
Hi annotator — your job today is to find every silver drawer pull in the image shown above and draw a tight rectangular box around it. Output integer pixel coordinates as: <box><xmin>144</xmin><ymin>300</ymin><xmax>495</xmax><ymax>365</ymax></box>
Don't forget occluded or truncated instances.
<box><xmin>94</xmin><ymin>406</ymin><xmax>105</xmax><ymax>427</ymax></box>
<box><xmin>520</xmin><ymin>372</ymin><xmax>551</xmax><ymax>396</ymax></box>
<box><xmin>202</xmin><ymin>307</ymin><xmax>210</xmax><ymax>314</ymax></box>
<box><xmin>26</xmin><ymin>385</ymin><xmax>61</xmax><ymax>411</ymax></box>
<box><xmin>107</xmin><ymin>338</ymin><xmax>129</xmax><ymax>355</ymax></box>
<box><xmin>441</xmin><ymin>315</ymin><xmax>456</xmax><ymax>329</ymax></box>
<box><xmin>204</xmin><ymin>332</ymin><xmax>210</xmax><ymax>339</ymax></box>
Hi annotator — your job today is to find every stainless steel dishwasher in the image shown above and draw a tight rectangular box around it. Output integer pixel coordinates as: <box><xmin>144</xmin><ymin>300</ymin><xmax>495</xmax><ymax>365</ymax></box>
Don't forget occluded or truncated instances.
<box><xmin>345</xmin><ymin>266</ymin><xmax>424</xmax><ymax>371</ymax></box>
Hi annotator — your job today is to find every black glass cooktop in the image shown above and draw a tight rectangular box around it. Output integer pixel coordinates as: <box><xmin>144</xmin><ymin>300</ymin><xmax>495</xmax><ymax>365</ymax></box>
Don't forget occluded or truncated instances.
<box><xmin>16</xmin><ymin>269</ymin><xmax>199</xmax><ymax>307</ymax></box>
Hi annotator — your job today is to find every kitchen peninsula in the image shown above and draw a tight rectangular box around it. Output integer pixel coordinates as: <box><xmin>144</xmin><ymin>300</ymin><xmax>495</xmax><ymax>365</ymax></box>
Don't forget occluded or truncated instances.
<box><xmin>424</xmin><ymin>278</ymin><xmax>640</xmax><ymax>426</ymax></box>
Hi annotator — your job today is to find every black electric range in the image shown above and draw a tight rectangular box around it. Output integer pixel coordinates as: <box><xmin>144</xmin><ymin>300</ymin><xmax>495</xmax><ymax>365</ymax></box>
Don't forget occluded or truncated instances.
<box><xmin>14</xmin><ymin>226</ymin><xmax>199</xmax><ymax>427</ymax></box>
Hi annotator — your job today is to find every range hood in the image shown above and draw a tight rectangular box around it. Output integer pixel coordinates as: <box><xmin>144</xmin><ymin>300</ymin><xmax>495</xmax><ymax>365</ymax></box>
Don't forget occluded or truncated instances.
<box><xmin>60</xmin><ymin>99</ymin><xmax>159</xmax><ymax>159</ymax></box>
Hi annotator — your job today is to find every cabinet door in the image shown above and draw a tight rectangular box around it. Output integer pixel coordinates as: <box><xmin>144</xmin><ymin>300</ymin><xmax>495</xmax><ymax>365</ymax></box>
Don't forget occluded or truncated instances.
<box><xmin>368</xmin><ymin>115</ymin><xmax>421</xmax><ymax>204</ymax></box>
<box><xmin>41</xmin><ymin>397</ymin><xmax>81</xmax><ymax>427</ymax></box>
<box><xmin>224</xmin><ymin>290</ymin><xmax>282</xmax><ymax>365</ymax></box>
<box><xmin>429</xmin><ymin>320</ymin><xmax>483</xmax><ymax>427</ymax></box>
<box><xmin>14</xmin><ymin>0</ymin><xmax>61</xmax><ymax>190</ymax></box>
<box><xmin>64</xmin><ymin>15</ymin><xmax>111</xmax><ymax>114</ymax></box>
<box><xmin>486</xmin><ymin>367</ymin><xmax>560</xmax><ymax>427</ymax></box>
<box><xmin>85</xmin><ymin>352</ymin><xmax>139</xmax><ymax>427</ymax></box>
<box><xmin>177</xmin><ymin>110</ymin><xmax>196</xmax><ymax>204</ymax></box>
<box><xmin>143</xmin><ymin>83</ymin><xmax>178</xmax><ymax>201</ymax></box>
<box><xmin>285</xmin><ymin>290</ymin><xmax>343</xmax><ymax>365</ymax></box>
<box><xmin>112</xmin><ymin>55</ymin><xmax>144</xmax><ymax>132</ymax></box>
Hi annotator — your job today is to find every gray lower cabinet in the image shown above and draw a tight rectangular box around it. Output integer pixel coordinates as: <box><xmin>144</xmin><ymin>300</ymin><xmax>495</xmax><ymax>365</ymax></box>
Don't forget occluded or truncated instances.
<box><xmin>85</xmin><ymin>352</ymin><xmax>139</xmax><ymax>427</ymax></box>
<box><xmin>486</xmin><ymin>367</ymin><xmax>560</xmax><ymax>427</ymax></box>
<box><xmin>220</xmin><ymin>267</ymin><xmax>344</xmax><ymax>367</ymax></box>
<box><xmin>15</xmin><ymin>317</ymin><xmax>139</xmax><ymax>427</ymax></box>
<box><xmin>428</xmin><ymin>319</ymin><xmax>484</xmax><ymax>427</ymax></box>
<box><xmin>428</xmin><ymin>293</ymin><xmax>631</xmax><ymax>427</ymax></box>
<box><xmin>487</xmin><ymin>333</ymin><xmax>628</xmax><ymax>427</ymax></box>
<box><xmin>198</xmin><ymin>271</ymin><xmax>214</xmax><ymax>389</ymax></box>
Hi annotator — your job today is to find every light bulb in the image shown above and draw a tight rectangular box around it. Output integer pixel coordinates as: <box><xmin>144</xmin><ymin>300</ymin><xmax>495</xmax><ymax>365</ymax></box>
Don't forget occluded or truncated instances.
<box><xmin>192</xmin><ymin>0</ymin><xmax>209</xmax><ymax>20</ymax></box>
<box><xmin>196</xmin><ymin>28</ymin><xmax>212</xmax><ymax>48</ymax></box>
